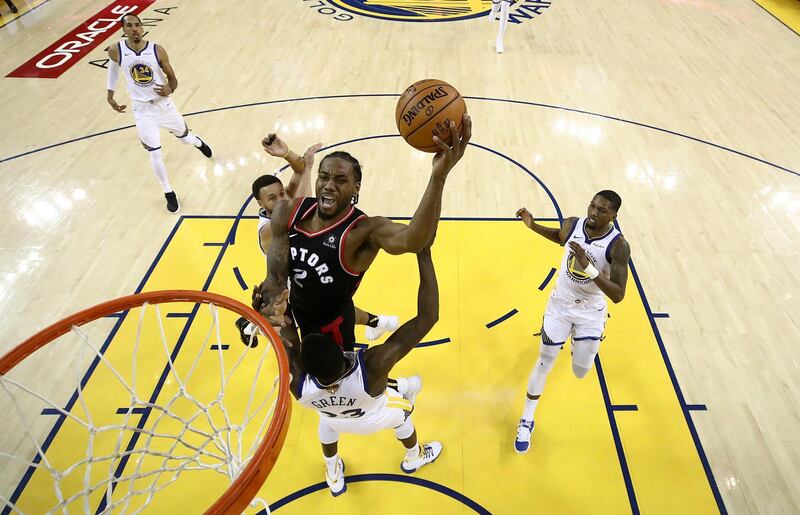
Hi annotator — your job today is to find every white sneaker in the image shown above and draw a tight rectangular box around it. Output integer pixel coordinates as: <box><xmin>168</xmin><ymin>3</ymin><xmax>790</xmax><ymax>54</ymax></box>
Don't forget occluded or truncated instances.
<box><xmin>402</xmin><ymin>375</ymin><xmax>423</xmax><ymax>404</ymax></box>
<box><xmin>325</xmin><ymin>457</ymin><xmax>346</xmax><ymax>496</ymax></box>
<box><xmin>495</xmin><ymin>41</ymin><xmax>504</xmax><ymax>54</ymax></box>
<box><xmin>514</xmin><ymin>419</ymin><xmax>534</xmax><ymax>454</ymax></box>
<box><xmin>365</xmin><ymin>314</ymin><xmax>399</xmax><ymax>341</ymax></box>
<box><xmin>401</xmin><ymin>441</ymin><xmax>442</xmax><ymax>473</ymax></box>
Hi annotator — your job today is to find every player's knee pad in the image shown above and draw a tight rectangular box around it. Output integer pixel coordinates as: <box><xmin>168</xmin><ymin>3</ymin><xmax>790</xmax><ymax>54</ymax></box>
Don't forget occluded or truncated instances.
<box><xmin>536</xmin><ymin>340</ymin><xmax>561</xmax><ymax>373</ymax></box>
<box><xmin>393</xmin><ymin>417</ymin><xmax>415</xmax><ymax>441</ymax></box>
<box><xmin>572</xmin><ymin>362</ymin><xmax>591</xmax><ymax>379</ymax></box>
<box><xmin>318</xmin><ymin>419</ymin><xmax>339</xmax><ymax>445</ymax></box>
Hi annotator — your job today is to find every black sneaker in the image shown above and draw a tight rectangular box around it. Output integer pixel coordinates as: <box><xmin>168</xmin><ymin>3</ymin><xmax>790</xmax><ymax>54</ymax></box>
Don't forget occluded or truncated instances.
<box><xmin>235</xmin><ymin>316</ymin><xmax>258</xmax><ymax>347</ymax></box>
<box><xmin>165</xmin><ymin>191</ymin><xmax>180</xmax><ymax>213</ymax></box>
<box><xmin>197</xmin><ymin>138</ymin><xmax>212</xmax><ymax>158</ymax></box>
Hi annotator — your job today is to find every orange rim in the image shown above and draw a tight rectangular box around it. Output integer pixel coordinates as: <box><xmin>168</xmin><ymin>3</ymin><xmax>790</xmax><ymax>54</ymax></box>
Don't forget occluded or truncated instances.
<box><xmin>0</xmin><ymin>290</ymin><xmax>292</xmax><ymax>514</ymax></box>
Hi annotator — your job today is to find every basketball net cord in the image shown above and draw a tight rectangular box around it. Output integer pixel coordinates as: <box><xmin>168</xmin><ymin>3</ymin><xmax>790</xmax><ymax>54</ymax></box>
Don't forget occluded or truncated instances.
<box><xmin>1</xmin><ymin>302</ymin><xmax>276</xmax><ymax>514</ymax></box>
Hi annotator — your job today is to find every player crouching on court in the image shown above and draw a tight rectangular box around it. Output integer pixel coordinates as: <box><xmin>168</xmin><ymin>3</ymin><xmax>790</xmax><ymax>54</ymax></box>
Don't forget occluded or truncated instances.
<box><xmin>271</xmin><ymin>239</ymin><xmax>441</xmax><ymax>496</ymax></box>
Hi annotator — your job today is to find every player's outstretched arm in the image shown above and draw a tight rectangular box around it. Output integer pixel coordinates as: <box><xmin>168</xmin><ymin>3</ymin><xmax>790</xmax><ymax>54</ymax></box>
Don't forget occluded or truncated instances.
<box><xmin>287</xmin><ymin>142</ymin><xmax>322</xmax><ymax>199</ymax></box>
<box><xmin>367</xmin><ymin>115</ymin><xmax>471</xmax><ymax>254</ymax></box>
<box><xmin>364</xmin><ymin>245</ymin><xmax>439</xmax><ymax>383</ymax></box>
<box><xmin>255</xmin><ymin>199</ymin><xmax>297</xmax><ymax>323</ymax></box>
<box><xmin>516</xmin><ymin>207</ymin><xmax>577</xmax><ymax>246</ymax></box>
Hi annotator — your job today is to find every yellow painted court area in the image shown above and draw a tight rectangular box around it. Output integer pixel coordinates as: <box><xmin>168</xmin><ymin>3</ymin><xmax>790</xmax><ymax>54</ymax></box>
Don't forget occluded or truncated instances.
<box><xmin>13</xmin><ymin>217</ymin><xmax>718</xmax><ymax>513</ymax></box>
<box><xmin>755</xmin><ymin>0</ymin><xmax>800</xmax><ymax>34</ymax></box>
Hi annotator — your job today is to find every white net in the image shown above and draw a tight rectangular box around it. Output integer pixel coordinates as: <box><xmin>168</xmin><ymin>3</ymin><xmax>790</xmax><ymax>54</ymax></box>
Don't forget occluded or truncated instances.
<box><xmin>0</xmin><ymin>298</ymin><xmax>287</xmax><ymax>514</ymax></box>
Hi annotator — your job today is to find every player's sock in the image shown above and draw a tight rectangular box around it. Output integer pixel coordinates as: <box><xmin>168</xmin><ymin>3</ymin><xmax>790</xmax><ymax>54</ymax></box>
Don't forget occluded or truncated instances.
<box><xmin>405</xmin><ymin>443</ymin><xmax>420</xmax><ymax>459</ymax></box>
<box><xmin>522</xmin><ymin>395</ymin><xmax>540</xmax><ymax>420</ymax></box>
<box><xmin>178</xmin><ymin>133</ymin><xmax>201</xmax><ymax>147</ymax></box>
<box><xmin>324</xmin><ymin>454</ymin><xmax>339</xmax><ymax>473</ymax></box>
<box><xmin>148</xmin><ymin>149</ymin><xmax>172</xmax><ymax>193</ymax></box>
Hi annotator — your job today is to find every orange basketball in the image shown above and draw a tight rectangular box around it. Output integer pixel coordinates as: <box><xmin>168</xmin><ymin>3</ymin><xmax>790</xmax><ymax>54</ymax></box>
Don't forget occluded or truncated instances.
<box><xmin>395</xmin><ymin>79</ymin><xmax>467</xmax><ymax>153</ymax></box>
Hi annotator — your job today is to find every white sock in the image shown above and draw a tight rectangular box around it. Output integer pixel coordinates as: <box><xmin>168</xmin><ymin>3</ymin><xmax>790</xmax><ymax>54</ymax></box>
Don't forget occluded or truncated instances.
<box><xmin>179</xmin><ymin>133</ymin><xmax>202</xmax><ymax>148</ymax></box>
<box><xmin>323</xmin><ymin>454</ymin><xmax>338</xmax><ymax>472</ymax></box>
<box><xmin>496</xmin><ymin>1</ymin><xmax>509</xmax><ymax>44</ymax></box>
<box><xmin>244</xmin><ymin>322</ymin><xmax>256</xmax><ymax>336</ymax></box>
<box><xmin>395</xmin><ymin>377</ymin><xmax>409</xmax><ymax>395</ymax></box>
<box><xmin>405</xmin><ymin>443</ymin><xmax>420</xmax><ymax>459</ymax></box>
<box><xmin>148</xmin><ymin>149</ymin><xmax>172</xmax><ymax>193</ymax></box>
<box><xmin>522</xmin><ymin>396</ymin><xmax>539</xmax><ymax>421</ymax></box>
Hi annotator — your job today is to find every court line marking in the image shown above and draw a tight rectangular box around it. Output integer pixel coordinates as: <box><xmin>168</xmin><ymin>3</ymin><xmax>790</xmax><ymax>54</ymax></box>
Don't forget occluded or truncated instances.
<box><xmin>262</xmin><ymin>473</ymin><xmax>490</xmax><ymax>514</ymax></box>
<box><xmin>1</xmin><ymin>94</ymin><xmax>796</xmax><ymax>179</ymax></box>
<box><xmin>751</xmin><ymin>0</ymin><xmax>800</xmax><ymax>37</ymax></box>
<box><xmin>0</xmin><ymin>0</ymin><xmax>53</xmax><ymax>30</ymax></box>
<box><xmin>485</xmin><ymin>308</ymin><xmax>519</xmax><ymax>328</ymax></box>
<box><xmin>3</xmin><ymin>217</ymin><xmax>188</xmax><ymax>514</ymax></box>
<box><xmin>538</xmin><ymin>267</ymin><xmax>557</xmax><ymax>291</ymax></box>
<box><xmin>232</xmin><ymin>266</ymin><xmax>248</xmax><ymax>290</ymax></box>
<box><xmin>620</xmin><ymin>216</ymin><xmax>726</xmax><ymax>513</ymax></box>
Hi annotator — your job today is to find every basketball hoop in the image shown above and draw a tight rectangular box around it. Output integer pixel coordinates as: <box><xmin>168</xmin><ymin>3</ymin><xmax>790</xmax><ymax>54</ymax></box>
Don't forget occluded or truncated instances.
<box><xmin>0</xmin><ymin>290</ymin><xmax>291</xmax><ymax>514</ymax></box>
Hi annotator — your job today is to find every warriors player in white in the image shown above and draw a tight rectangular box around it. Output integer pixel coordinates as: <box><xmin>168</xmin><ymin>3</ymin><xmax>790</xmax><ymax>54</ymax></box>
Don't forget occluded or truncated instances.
<box><xmin>273</xmin><ymin>239</ymin><xmax>439</xmax><ymax>496</ymax></box>
<box><xmin>514</xmin><ymin>191</ymin><xmax>631</xmax><ymax>453</ymax></box>
<box><xmin>489</xmin><ymin>0</ymin><xmax>512</xmax><ymax>54</ymax></box>
<box><xmin>106</xmin><ymin>14</ymin><xmax>212</xmax><ymax>213</ymax></box>
<box><xmin>236</xmin><ymin>133</ymin><xmax>398</xmax><ymax>346</ymax></box>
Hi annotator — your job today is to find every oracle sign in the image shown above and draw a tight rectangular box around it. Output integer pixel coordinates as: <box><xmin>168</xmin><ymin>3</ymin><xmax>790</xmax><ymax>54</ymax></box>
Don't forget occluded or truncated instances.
<box><xmin>7</xmin><ymin>0</ymin><xmax>155</xmax><ymax>79</ymax></box>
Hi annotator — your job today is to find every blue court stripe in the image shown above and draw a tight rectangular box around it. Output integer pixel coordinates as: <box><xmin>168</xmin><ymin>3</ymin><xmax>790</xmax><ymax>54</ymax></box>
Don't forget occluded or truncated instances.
<box><xmin>2</xmin><ymin>94</ymin><xmax>797</xmax><ymax>180</ymax></box>
<box><xmin>652</xmin><ymin>313</ymin><xmax>670</xmax><ymax>319</ymax></box>
<box><xmin>203</xmin><ymin>242</ymin><xmax>225</xmax><ymax>247</ymax></box>
<box><xmin>595</xmin><ymin>356</ymin><xmax>640</xmax><ymax>513</ymax></box>
<box><xmin>353</xmin><ymin>337</ymin><xmax>452</xmax><ymax>349</ymax></box>
<box><xmin>610</xmin><ymin>405</ymin><xmax>639</xmax><ymax>412</ymax></box>
<box><xmin>620</xmin><ymin>218</ymin><xmax>727</xmax><ymax>514</ymax></box>
<box><xmin>103</xmin><ymin>312</ymin><xmax>124</xmax><ymax>319</ymax></box>
<box><xmin>40</xmin><ymin>408</ymin><xmax>63</xmax><ymax>416</ymax></box>
<box><xmin>232</xmin><ymin>266</ymin><xmax>248</xmax><ymax>291</ymax></box>
<box><xmin>263</xmin><ymin>473</ymin><xmax>490</xmax><ymax>514</ymax></box>
<box><xmin>416</xmin><ymin>337</ymin><xmax>451</xmax><ymax>348</ymax></box>
<box><xmin>115</xmin><ymin>407</ymin><xmax>149</xmax><ymax>415</ymax></box>
<box><xmin>4</xmin><ymin>218</ymin><xmax>187</xmax><ymax>514</ymax></box>
<box><xmin>210</xmin><ymin>344</ymin><xmax>229</xmax><ymax>351</ymax></box>
<box><xmin>485</xmin><ymin>309</ymin><xmax>518</xmax><ymax>329</ymax></box>
<box><xmin>538</xmin><ymin>267</ymin><xmax>557</xmax><ymax>291</ymax></box>
<box><xmin>166</xmin><ymin>312</ymin><xmax>192</xmax><ymax>318</ymax></box>
<box><xmin>687</xmin><ymin>404</ymin><xmax>708</xmax><ymax>411</ymax></box>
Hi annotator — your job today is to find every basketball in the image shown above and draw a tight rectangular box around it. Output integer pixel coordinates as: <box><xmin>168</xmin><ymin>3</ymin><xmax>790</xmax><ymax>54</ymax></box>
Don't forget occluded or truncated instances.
<box><xmin>395</xmin><ymin>79</ymin><xmax>467</xmax><ymax>153</ymax></box>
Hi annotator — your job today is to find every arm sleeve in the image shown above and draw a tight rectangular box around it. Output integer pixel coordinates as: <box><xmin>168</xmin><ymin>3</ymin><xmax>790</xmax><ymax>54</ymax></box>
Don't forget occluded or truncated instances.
<box><xmin>107</xmin><ymin>59</ymin><xmax>120</xmax><ymax>91</ymax></box>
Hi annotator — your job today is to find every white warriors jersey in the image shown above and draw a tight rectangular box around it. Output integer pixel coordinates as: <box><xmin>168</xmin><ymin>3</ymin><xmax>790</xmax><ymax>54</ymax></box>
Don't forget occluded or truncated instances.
<box><xmin>552</xmin><ymin>217</ymin><xmax>622</xmax><ymax>306</ymax></box>
<box><xmin>117</xmin><ymin>41</ymin><xmax>168</xmax><ymax>103</ymax></box>
<box><xmin>257</xmin><ymin>208</ymin><xmax>271</xmax><ymax>256</ymax></box>
<box><xmin>297</xmin><ymin>350</ymin><xmax>411</xmax><ymax>425</ymax></box>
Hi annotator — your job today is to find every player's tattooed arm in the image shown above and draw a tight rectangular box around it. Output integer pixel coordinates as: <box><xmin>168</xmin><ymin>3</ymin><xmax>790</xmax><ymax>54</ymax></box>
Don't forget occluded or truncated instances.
<box><xmin>516</xmin><ymin>209</ymin><xmax>576</xmax><ymax>245</ymax></box>
<box><xmin>570</xmin><ymin>237</ymin><xmax>630</xmax><ymax>303</ymax></box>
<box><xmin>257</xmin><ymin>200</ymin><xmax>294</xmax><ymax>324</ymax></box>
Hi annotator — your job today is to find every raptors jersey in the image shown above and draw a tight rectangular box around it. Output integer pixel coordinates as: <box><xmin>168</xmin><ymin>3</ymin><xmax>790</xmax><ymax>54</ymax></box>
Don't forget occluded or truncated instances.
<box><xmin>552</xmin><ymin>218</ymin><xmax>622</xmax><ymax>307</ymax></box>
<box><xmin>257</xmin><ymin>208</ymin><xmax>271</xmax><ymax>256</ymax></box>
<box><xmin>287</xmin><ymin>197</ymin><xmax>366</xmax><ymax>326</ymax></box>
<box><xmin>297</xmin><ymin>350</ymin><xmax>413</xmax><ymax>432</ymax></box>
<box><xmin>117</xmin><ymin>41</ymin><xmax>167</xmax><ymax>103</ymax></box>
